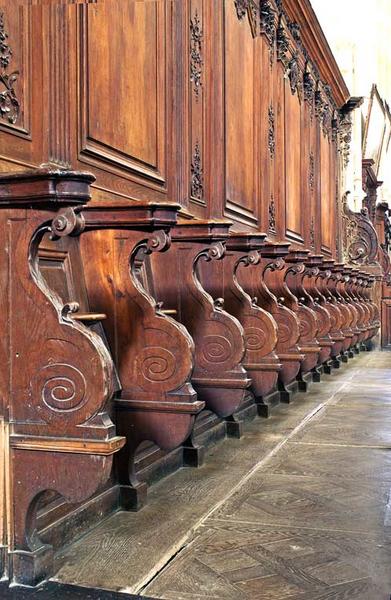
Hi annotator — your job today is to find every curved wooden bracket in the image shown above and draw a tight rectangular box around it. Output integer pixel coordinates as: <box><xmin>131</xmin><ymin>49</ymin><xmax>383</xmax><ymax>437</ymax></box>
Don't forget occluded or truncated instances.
<box><xmin>151</xmin><ymin>221</ymin><xmax>250</xmax><ymax>419</ymax></box>
<box><xmin>211</xmin><ymin>233</ymin><xmax>282</xmax><ymax>402</ymax></box>
<box><xmin>245</xmin><ymin>242</ymin><xmax>304</xmax><ymax>390</ymax></box>
<box><xmin>0</xmin><ymin>169</ymin><xmax>124</xmax><ymax>585</ymax></box>
<box><xmin>78</xmin><ymin>207</ymin><xmax>203</xmax><ymax>509</ymax></box>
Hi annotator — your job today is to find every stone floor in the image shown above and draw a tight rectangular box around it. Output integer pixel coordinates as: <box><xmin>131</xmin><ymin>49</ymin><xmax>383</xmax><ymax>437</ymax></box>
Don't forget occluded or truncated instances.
<box><xmin>52</xmin><ymin>349</ymin><xmax>391</xmax><ymax>599</ymax></box>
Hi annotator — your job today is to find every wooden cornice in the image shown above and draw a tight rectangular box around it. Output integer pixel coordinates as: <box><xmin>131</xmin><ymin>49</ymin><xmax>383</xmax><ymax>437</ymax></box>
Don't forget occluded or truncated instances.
<box><xmin>283</xmin><ymin>0</ymin><xmax>350</xmax><ymax>107</ymax></box>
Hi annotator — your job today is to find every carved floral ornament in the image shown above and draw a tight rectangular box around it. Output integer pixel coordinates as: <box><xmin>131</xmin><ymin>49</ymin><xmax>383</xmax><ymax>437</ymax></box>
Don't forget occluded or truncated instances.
<box><xmin>0</xmin><ymin>11</ymin><xmax>20</xmax><ymax>125</ymax></box>
<box><xmin>191</xmin><ymin>140</ymin><xmax>203</xmax><ymax>201</ymax></box>
<box><xmin>268</xmin><ymin>195</ymin><xmax>276</xmax><ymax>233</ymax></box>
<box><xmin>190</xmin><ymin>9</ymin><xmax>203</xmax><ymax>100</ymax></box>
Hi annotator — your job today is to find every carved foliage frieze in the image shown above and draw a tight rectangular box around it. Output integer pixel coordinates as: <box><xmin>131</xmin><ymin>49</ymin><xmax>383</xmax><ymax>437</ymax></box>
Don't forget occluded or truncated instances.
<box><xmin>260</xmin><ymin>0</ymin><xmax>276</xmax><ymax>50</ymax></box>
<box><xmin>276</xmin><ymin>16</ymin><xmax>289</xmax><ymax>61</ymax></box>
<box><xmin>0</xmin><ymin>11</ymin><xmax>20</xmax><ymax>124</ymax></box>
<box><xmin>190</xmin><ymin>9</ymin><xmax>203</xmax><ymax>100</ymax></box>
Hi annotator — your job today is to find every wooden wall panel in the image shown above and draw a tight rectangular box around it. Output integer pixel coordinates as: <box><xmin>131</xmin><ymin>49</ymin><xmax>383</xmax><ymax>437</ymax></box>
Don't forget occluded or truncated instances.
<box><xmin>0</xmin><ymin>6</ymin><xmax>44</xmax><ymax>171</ymax></box>
<box><xmin>223</xmin><ymin>1</ymin><xmax>259</xmax><ymax>228</ymax></box>
<box><xmin>320</xmin><ymin>131</ymin><xmax>332</xmax><ymax>253</ymax></box>
<box><xmin>258</xmin><ymin>33</ymin><xmax>274</xmax><ymax>236</ymax></box>
<box><xmin>78</xmin><ymin>3</ymin><xmax>166</xmax><ymax>185</ymax></box>
<box><xmin>284</xmin><ymin>81</ymin><xmax>303</xmax><ymax>243</ymax></box>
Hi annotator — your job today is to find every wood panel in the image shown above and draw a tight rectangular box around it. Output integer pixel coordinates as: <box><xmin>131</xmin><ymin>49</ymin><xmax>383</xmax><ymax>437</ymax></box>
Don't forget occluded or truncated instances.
<box><xmin>0</xmin><ymin>5</ymin><xmax>44</xmax><ymax>171</ymax></box>
<box><xmin>320</xmin><ymin>130</ymin><xmax>332</xmax><ymax>253</ymax></box>
<box><xmin>284</xmin><ymin>80</ymin><xmax>303</xmax><ymax>242</ymax></box>
<box><xmin>78</xmin><ymin>2</ymin><xmax>166</xmax><ymax>185</ymax></box>
<box><xmin>223</xmin><ymin>0</ymin><xmax>259</xmax><ymax>228</ymax></box>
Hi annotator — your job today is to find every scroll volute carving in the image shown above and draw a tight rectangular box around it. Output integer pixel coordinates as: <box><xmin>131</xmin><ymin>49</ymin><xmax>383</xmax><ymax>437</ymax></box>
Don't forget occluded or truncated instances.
<box><xmin>150</xmin><ymin>220</ymin><xmax>250</xmax><ymax>419</ymax></box>
<box><xmin>0</xmin><ymin>170</ymin><xmax>125</xmax><ymax>585</ymax></box>
<box><xmin>342</xmin><ymin>194</ymin><xmax>381</xmax><ymax>269</ymax></box>
<box><xmin>355</xmin><ymin>274</ymin><xmax>371</xmax><ymax>340</ymax></box>
<box><xmin>303</xmin><ymin>255</ymin><xmax>333</xmax><ymax>365</ymax></box>
<box><xmin>79</xmin><ymin>204</ymin><xmax>204</xmax><ymax>510</ymax></box>
<box><xmin>347</xmin><ymin>269</ymin><xmax>369</xmax><ymax>344</ymax></box>
<box><xmin>339</xmin><ymin>267</ymin><xmax>360</xmax><ymax>348</ymax></box>
<box><xmin>330</xmin><ymin>263</ymin><xmax>354</xmax><ymax>351</ymax></box>
<box><xmin>219</xmin><ymin>233</ymin><xmax>282</xmax><ymax>401</ymax></box>
<box><xmin>316</xmin><ymin>260</ymin><xmax>345</xmax><ymax>358</ymax></box>
<box><xmin>284</xmin><ymin>250</ymin><xmax>320</xmax><ymax>374</ymax></box>
<box><xmin>255</xmin><ymin>242</ymin><xmax>304</xmax><ymax>389</ymax></box>
<box><xmin>361</xmin><ymin>274</ymin><xmax>379</xmax><ymax>339</ymax></box>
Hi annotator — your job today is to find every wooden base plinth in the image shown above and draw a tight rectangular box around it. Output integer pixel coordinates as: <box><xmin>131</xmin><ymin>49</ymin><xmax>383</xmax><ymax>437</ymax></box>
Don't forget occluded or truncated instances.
<box><xmin>256</xmin><ymin>388</ymin><xmax>280</xmax><ymax>418</ymax></box>
<box><xmin>119</xmin><ymin>482</ymin><xmax>148</xmax><ymax>512</ymax></box>
<box><xmin>279</xmin><ymin>380</ymin><xmax>299</xmax><ymax>404</ymax></box>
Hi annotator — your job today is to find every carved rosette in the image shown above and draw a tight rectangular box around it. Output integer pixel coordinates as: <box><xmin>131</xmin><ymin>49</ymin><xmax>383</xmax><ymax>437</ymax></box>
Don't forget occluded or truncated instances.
<box><xmin>190</xmin><ymin>9</ymin><xmax>203</xmax><ymax>100</ymax></box>
<box><xmin>0</xmin><ymin>11</ymin><xmax>20</xmax><ymax>124</ymax></box>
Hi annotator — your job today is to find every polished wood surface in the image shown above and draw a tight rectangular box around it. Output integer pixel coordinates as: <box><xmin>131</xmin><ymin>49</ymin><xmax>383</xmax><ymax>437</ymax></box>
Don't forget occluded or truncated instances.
<box><xmin>0</xmin><ymin>0</ymin><xmax>384</xmax><ymax>589</ymax></box>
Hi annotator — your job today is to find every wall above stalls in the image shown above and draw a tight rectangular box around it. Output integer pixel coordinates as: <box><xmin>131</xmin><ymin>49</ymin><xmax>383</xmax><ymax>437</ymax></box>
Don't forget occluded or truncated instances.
<box><xmin>0</xmin><ymin>0</ymin><xmax>355</xmax><ymax>258</ymax></box>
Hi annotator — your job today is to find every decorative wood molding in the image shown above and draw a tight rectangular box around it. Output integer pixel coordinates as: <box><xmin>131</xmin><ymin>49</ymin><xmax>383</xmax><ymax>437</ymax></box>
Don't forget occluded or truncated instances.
<box><xmin>268</xmin><ymin>104</ymin><xmax>275</xmax><ymax>159</ymax></box>
<box><xmin>260</xmin><ymin>0</ymin><xmax>277</xmax><ymax>48</ymax></box>
<box><xmin>10</xmin><ymin>435</ymin><xmax>125</xmax><ymax>456</ymax></box>
<box><xmin>0</xmin><ymin>10</ymin><xmax>20</xmax><ymax>125</ymax></box>
<box><xmin>309</xmin><ymin>216</ymin><xmax>315</xmax><ymax>248</ymax></box>
<box><xmin>48</xmin><ymin>6</ymin><xmax>71</xmax><ymax>167</ymax></box>
<box><xmin>190</xmin><ymin>9</ymin><xmax>203</xmax><ymax>100</ymax></box>
<box><xmin>268</xmin><ymin>195</ymin><xmax>276</xmax><ymax>233</ymax></box>
<box><xmin>276</xmin><ymin>15</ymin><xmax>289</xmax><ymax>61</ymax></box>
<box><xmin>191</xmin><ymin>140</ymin><xmax>203</xmax><ymax>201</ymax></box>
<box><xmin>309</xmin><ymin>151</ymin><xmax>314</xmax><ymax>191</ymax></box>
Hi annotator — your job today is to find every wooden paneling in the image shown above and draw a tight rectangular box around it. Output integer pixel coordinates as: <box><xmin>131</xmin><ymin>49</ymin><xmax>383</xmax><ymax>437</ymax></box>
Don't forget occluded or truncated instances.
<box><xmin>0</xmin><ymin>6</ymin><xmax>44</xmax><ymax>171</ymax></box>
<box><xmin>223</xmin><ymin>1</ymin><xmax>259</xmax><ymax>228</ymax></box>
<box><xmin>320</xmin><ymin>130</ymin><xmax>332</xmax><ymax>253</ymax></box>
<box><xmin>284</xmin><ymin>80</ymin><xmax>303</xmax><ymax>242</ymax></box>
<box><xmin>78</xmin><ymin>2</ymin><xmax>166</xmax><ymax>185</ymax></box>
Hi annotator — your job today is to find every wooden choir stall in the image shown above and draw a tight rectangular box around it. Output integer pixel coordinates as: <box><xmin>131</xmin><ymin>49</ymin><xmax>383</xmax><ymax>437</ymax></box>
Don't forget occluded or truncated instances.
<box><xmin>0</xmin><ymin>0</ymin><xmax>384</xmax><ymax>587</ymax></box>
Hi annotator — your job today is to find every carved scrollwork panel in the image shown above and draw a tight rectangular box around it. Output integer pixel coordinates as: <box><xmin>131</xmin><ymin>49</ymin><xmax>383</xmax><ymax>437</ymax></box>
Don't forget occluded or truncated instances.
<box><xmin>342</xmin><ymin>195</ymin><xmax>380</xmax><ymax>268</ymax></box>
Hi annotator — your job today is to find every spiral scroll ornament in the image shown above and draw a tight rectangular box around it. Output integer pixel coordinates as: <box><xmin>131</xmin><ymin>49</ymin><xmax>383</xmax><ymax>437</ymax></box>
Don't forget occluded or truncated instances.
<box><xmin>32</xmin><ymin>363</ymin><xmax>87</xmax><ymax>423</ymax></box>
<box><xmin>245</xmin><ymin>327</ymin><xmax>266</xmax><ymax>351</ymax></box>
<box><xmin>202</xmin><ymin>334</ymin><xmax>232</xmax><ymax>364</ymax></box>
<box><xmin>266</xmin><ymin>257</ymin><xmax>285</xmax><ymax>272</ymax></box>
<box><xmin>145</xmin><ymin>230</ymin><xmax>171</xmax><ymax>254</ymax></box>
<box><xmin>273</xmin><ymin>313</ymin><xmax>292</xmax><ymax>344</ymax></box>
<box><xmin>136</xmin><ymin>346</ymin><xmax>176</xmax><ymax>389</ymax></box>
<box><xmin>51</xmin><ymin>207</ymin><xmax>85</xmax><ymax>239</ymax></box>
<box><xmin>206</xmin><ymin>242</ymin><xmax>226</xmax><ymax>261</ymax></box>
<box><xmin>299</xmin><ymin>315</ymin><xmax>312</xmax><ymax>339</ymax></box>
